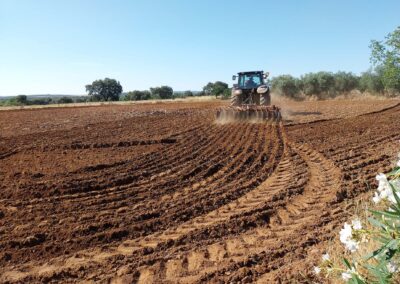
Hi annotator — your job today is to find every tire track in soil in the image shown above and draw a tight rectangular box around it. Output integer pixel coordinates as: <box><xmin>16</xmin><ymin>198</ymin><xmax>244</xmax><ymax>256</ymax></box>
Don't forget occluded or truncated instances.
<box><xmin>1</xmin><ymin>101</ymin><xmax>399</xmax><ymax>283</ymax></box>
<box><xmin>0</xmin><ymin>122</ymin><xmax>281</xmax><ymax>282</ymax></box>
<box><xmin>127</xmin><ymin>142</ymin><xmax>341</xmax><ymax>284</ymax></box>
<box><xmin>9</xmin><ymin>122</ymin><xmax>215</xmax><ymax>198</ymax></box>
<box><xmin>4</xmin><ymin>123</ymin><xmax>248</xmax><ymax>238</ymax></box>
<box><xmin>0</xmin><ymin>123</ymin><xmax>245</xmax><ymax>264</ymax></box>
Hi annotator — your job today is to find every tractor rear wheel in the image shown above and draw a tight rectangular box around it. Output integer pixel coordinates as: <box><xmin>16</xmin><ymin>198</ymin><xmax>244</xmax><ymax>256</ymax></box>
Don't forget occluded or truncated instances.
<box><xmin>260</xmin><ymin>90</ymin><xmax>271</xmax><ymax>106</ymax></box>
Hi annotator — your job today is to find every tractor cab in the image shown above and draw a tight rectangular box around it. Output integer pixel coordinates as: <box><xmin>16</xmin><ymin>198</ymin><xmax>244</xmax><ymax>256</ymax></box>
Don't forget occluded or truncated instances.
<box><xmin>232</xmin><ymin>71</ymin><xmax>268</xmax><ymax>90</ymax></box>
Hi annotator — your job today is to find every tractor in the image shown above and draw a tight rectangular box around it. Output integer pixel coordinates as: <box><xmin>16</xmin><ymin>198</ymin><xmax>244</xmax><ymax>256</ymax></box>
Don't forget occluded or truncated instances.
<box><xmin>216</xmin><ymin>71</ymin><xmax>281</xmax><ymax>122</ymax></box>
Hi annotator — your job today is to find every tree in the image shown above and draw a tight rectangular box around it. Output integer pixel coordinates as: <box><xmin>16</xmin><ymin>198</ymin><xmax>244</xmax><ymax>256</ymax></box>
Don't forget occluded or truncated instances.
<box><xmin>271</xmin><ymin>75</ymin><xmax>301</xmax><ymax>99</ymax></box>
<box><xmin>183</xmin><ymin>90</ymin><xmax>194</xmax><ymax>97</ymax></box>
<box><xmin>333</xmin><ymin>72</ymin><xmax>359</xmax><ymax>94</ymax></box>
<box><xmin>300</xmin><ymin>73</ymin><xmax>320</xmax><ymax>97</ymax></box>
<box><xmin>202</xmin><ymin>82</ymin><xmax>214</xmax><ymax>96</ymax></box>
<box><xmin>370</xmin><ymin>26</ymin><xmax>400</xmax><ymax>94</ymax></box>
<box><xmin>57</xmin><ymin>96</ymin><xmax>74</xmax><ymax>104</ymax></box>
<box><xmin>300</xmin><ymin>72</ymin><xmax>336</xmax><ymax>99</ymax></box>
<box><xmin>202</xmin><ymin>81</ymin><xmax>229</xmax><ymax>98</ymax></box>
<box><xmin>124</xmin><ymin>90</ymin><xmax>151</xmax><ymax>101</ymax></box>
<box><xmin>150</xmin><ymin>86</ymin><xmax>173</xmax><ymax>99</ymax></box>
<box><xmin>85</xmin><ymin>78</ymin><xmax>123</xmax><ymax>101</ymax></box>
<box><xmin>15</xmin><ymin>95</ymin><xmax>28</xmax><ymax>105</ymax></box>
<box><xmin>315</xmin><ymin>71</ymin><xmax>336</xmax><ymax>98</ymax></box>
<box><xmin>359</xmin><ymin>69</ymin><xmax>384</xmax><ymax>94</ymax></box>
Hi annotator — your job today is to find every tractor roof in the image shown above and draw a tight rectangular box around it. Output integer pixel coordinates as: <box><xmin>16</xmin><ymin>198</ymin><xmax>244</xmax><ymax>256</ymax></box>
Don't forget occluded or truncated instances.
<box><xmin>237</xmin><ymin>71</ymin><xmax>263</xmax><ymax>75</ymax></box>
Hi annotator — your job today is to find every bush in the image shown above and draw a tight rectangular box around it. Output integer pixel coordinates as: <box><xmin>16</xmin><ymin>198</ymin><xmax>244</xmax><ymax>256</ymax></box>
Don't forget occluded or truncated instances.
<box><xmin>30</xmin><ymin>98</ymin><xmax>53</xmax><ymax>105</ymax></box>
<box><xmin>271</xmin><ymin>75</ymin><xmax>301</xmax><ymax>99</ymax></box>
<box><xmin>300</xmin><ymin>73</ymin><xmax>321</xmax><ymax>97</ymax></box>
<box><xmin>359</xmin><ymin>70</ymin><xmax>385</xmax><ymax>94</ymax></box>
<box><xmin>184</xmin><ymin>90</ymin><xmax>194</xmax><ymax>97</ymax></box>
<box><xmin>150</xmin><ymin>86</ymin><xmax>173</xmax><ymax>99</ymax></box>
<box><xmin>57</xmin><ymin>96</ymin><xmax>74</xmax><ymax>104</ymax></box>
<box><xmin>124</xmin><ymin>90</ymin><xmax>151</xmax><ymax>101</ymax></box>
<box><xmin>15</xmin><ymin>95</ymin><xmax>28</xmax><ymax>105</ymax></box>
<box><xmin>75</xmin><ymin>97</ymin><xmax>88</xmax><ymax>103</ymax></box>
<box><xmin>270</xmin><ymin>72</ymin><xmax>361</xmax><ymax>99</ymax></box>
<box><xmin>314</xmin><ymin>154</ymin><xmax>400</xmax><ymax>283</ymax></box>
<box><xmin>334</xmin><ymin>72</ymin><xmax>360</xmax><ymax>94</ymax></box>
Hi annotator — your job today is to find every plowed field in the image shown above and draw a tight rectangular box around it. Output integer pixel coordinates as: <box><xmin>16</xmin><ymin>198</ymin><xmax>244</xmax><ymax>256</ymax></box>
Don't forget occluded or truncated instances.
<box><xmin>1</xmin><ymin>99</ymin><xmax>400</xmax><ymax>283</ymax></box>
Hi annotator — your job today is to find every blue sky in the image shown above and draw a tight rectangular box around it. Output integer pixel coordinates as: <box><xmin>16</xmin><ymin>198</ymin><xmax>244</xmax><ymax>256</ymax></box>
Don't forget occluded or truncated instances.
<box><xmin>0</xmin><ymin>0</ymin><xmax>399</xmax><ymax>96</ymax></box>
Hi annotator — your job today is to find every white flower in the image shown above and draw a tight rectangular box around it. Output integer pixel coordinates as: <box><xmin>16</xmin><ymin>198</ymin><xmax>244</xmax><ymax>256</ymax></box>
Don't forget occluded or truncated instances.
<box><xmin>322</xmin><ymin>253</ymin><xmax>330</xmax><ymax>262</ymax></box>
<box><xmin>387</xmin><ymin>261</ymin><xmax>398</xmax><ymax>273</ymax></box>
<box><xmin>313</xmin><ymin>266</ymin><xmax>321</xmax><ymax>275</ymax></box>
<box><xmin>352</xmin><ymin>219</ymin><xmax>362</xmax><ymax>230</ymax></box>
<box><xmin>344</xmin><ymin>239</ymin><xmax>359</xmax><ymax>253</ymax></box>
<box><xmin>340</xmin><ymin>222</ymin><xmax>360</xmax><ymax>252</ymax></box>
<box><xmin>340</xmin><ymin>223</ymin><xmax>353</xmax><ymax>244</ymax></box>
<box><xmin>373</xmin><ymin>191</ymin><xmax>381</xmax><ymax>204</ymax></box>
<box><xmin>342</xmin><ymin>271</ymin><xmax>352</xmax><ymax>281</ymax></box>
<box><xmin>376</xmin><ymin>173</ymin><xmax>388</xmax><ymax>183</ymax></box>
<box><xmin>397</xmin><ymin>160</ymin><xmax>400</xmax><ymax>167</ymax></box>
<box><xmin>373</xmin><ymin>173</ymin><xmax>399</xmax><ymax>204</ymax></box>
<box><xmin>377</xmin><ymin>173</ymin><xmax>390</xmax><ymax>193</ymax></box>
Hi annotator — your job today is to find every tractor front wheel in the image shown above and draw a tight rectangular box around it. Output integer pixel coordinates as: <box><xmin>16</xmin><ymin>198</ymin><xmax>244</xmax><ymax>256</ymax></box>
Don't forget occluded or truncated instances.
<box><xmin>260</xmin><ymin>90</ymin><xmax>271</xmax><ymax>106</ymax></box>
<box><xmin>230</xmin><ymin>93</ymin><xmax>241</xmax><ymax>107</ymax></box>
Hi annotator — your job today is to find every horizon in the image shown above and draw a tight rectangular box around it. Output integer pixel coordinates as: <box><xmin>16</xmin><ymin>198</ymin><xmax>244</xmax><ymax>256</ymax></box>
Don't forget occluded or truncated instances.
<box><xmin>1</xmin><ymin>0</ymin><xmax>399</xmax><ymax>96</ymax></box>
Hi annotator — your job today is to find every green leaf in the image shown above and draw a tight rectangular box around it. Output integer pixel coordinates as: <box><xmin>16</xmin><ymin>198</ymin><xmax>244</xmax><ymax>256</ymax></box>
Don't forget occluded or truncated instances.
<box><xmin>368</xmin><ymin>217</ymin><xmax>388</xmax><ymax>229</ymax></box>
<box><xmin>387</xmin><ymin>168</ymin><xmax>400</xmax><ymax>177</ymax></box>
<box><xmin>343</xmin><ymin>257</ymin><xmax>352</xmax><ymax>269</ymax></box>
<box><xmin>371</xmin><ymin>209</ymin><xmax>400</xmax><ymax>220</ymax></box>
<box><xmin>390</xmin><ymin>183</ymin><xmax>400</xmax><ymax>207</ymax></box>
<box><xmin>365</xmin><ymin>241</ymin><xmax>391</xmax><ymax>260</ymax></box>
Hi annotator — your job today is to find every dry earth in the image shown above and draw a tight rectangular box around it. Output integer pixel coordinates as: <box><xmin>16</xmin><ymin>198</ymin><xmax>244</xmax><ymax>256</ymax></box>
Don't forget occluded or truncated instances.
<box><xmin>0</xmin><ymin>97</ymin><xmax>399</xmax><ymax>283</ymax></box>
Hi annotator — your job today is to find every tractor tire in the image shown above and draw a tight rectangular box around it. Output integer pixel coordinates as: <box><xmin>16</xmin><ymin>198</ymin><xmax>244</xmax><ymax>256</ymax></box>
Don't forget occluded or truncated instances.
<box><xmin>230</xmin><ymin>94</ymin><xmax>241</xmax><ymax>107</ymax></box>
<box><xmin>260</xmin><ymin>90</ymin><xmax>271</xmax><ymax>106</ymax></box>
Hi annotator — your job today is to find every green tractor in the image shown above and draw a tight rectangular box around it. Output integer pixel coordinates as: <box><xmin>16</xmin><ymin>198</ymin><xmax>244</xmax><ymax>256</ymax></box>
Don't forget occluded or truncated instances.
<box><xmin>216</xmin><ymin>71</ymin><xmax>280</xmax><ymax>122</ymax></box>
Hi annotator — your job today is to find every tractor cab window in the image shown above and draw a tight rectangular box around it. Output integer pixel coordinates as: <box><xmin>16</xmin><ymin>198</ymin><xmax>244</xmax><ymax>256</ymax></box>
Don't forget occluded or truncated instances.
<box><xmin>239</xmin><ymin>74</ymin><xmax>262</xmax><ymax>88</ymax></box>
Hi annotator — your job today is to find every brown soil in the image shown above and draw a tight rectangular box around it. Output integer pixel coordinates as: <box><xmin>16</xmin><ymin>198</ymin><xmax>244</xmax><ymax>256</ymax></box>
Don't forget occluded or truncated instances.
<box><xmin>0</xmin><ymin>98</ymin><xmax>399</xmax><ymax>283</ymax></box>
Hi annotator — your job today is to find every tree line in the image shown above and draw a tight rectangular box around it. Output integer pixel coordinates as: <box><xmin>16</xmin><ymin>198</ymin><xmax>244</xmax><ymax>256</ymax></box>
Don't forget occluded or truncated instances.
<box><xmin>84</xmin><ymin>80</ymin><xmax>231</xmax><ymax>102</ymax></box>
<box><xmin>270</xmin><ymin>70</ymin><xmax>385</xmax><ymax>100</ymax></box>
<box><xmin>272</xmin><ymin>26</ymin><xmax>400</xmax><ymax>99</ymax></box>
<box><xmin>0</xmin><ymin>95</ymin><xmax>88</xmax><ymax>106</ymax></box>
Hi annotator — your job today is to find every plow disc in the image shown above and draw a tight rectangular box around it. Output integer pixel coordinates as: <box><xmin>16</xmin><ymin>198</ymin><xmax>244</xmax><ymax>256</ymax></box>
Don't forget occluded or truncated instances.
<box><xmin>216</xmin><ymin>105</ymin><xmax>281</xmax><ymax>123</ymax></box>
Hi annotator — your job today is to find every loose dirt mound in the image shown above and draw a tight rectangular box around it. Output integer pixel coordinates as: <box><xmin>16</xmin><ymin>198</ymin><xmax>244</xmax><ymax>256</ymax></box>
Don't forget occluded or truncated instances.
<box><xmin>0</xmin><ymin>99</ymin><xmax>399</xmax><ymax>283</ymax></box>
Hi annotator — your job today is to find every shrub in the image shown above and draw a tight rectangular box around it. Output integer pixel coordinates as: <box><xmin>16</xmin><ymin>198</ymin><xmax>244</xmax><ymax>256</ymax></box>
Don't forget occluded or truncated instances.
<box><xmin>57</xmin><ymin>96</ymin><xmax>74</xmax><ymax>104</ymax></box>
<box><xmin>334</xmin><ymin>72</ymin><xmax>360</xmax><ymax>94</ymax></box>
<box><xmin>184</xmin><ymin>90</ymin><xmax>194</xmax><ymax>97</ymax></box>
<box><xmin>30</xmin><ymin>98</ymin><xmax>53</xmax><ymax>105</ymax></box>
<box><xmin>124</xmin><ymin>90</ymin><xmax>151</xmax><ymax>101</ymax></box>
<box><xmin>300</xmin><ymin>73</ymin><xmax>321</xmax><ymax>97</ymax></box>
<box><xmin>314</xmin><ymin>154</ymin><xmax>400</xmax><ymax>283</ymax></box>
<box><xmin>359</xmin><ymin>70</ymin><xmax>385</xmax><ymax>94</ymax></box>
<box><xmin>271</xmin><ymin>75</ymin><xmax>301</xmax><ymax>99</ymax></box>
<box><xmin>150</xmin><ymin>86</ymin><xmax>173</xmax><ymax>99</ymax></box>
<box><xmin>15</xmin><ymin>95</ymin><xmax>28</xmax><ymax>105</ymax></box>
